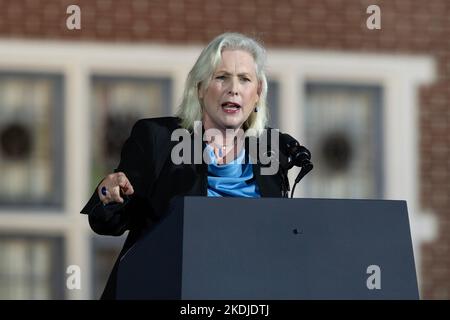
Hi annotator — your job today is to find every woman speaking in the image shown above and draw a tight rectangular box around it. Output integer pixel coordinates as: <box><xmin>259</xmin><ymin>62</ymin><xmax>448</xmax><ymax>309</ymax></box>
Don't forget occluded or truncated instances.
<box><xmin>81</xmin><ymin>32</ymin><xmax>293</xmax><ymax>299</ymax></box>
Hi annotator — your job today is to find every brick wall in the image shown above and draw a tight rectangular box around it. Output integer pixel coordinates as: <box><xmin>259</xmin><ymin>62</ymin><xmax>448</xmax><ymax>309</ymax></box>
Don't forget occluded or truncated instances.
<box><xmin>0</xmin><ymin>0</ymin><xmax>449</xmax><ymax>299</ymax></box>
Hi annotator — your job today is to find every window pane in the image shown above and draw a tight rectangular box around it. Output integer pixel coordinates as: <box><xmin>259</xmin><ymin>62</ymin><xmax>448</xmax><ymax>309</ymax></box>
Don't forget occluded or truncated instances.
<box><xmin>304</xmin><ymin>83</ymin><xmax>383</xmax><ymax>198</ymax></box>
<box><xmin>0</xmin><ymin>236</ymin><xmax>64</xmax><ymax>299</ymax></box>
<box><xmin>0</xmin><ymin>73</ymin><xmax>64</xmax><ymax>207</ymax></box>
<box><xmin>92</xmin><ymin>235</ymin><xmax>126</xmax><ymax>299</ymax></box>
<box><xmin>90</xmin><ymin>76</ymin><xmax>171</xmax><ymax>189</ymax></box>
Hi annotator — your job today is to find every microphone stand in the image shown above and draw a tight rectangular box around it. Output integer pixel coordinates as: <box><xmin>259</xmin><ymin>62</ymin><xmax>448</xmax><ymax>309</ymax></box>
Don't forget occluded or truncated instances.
<box><xmin>281</xmin><ymin>167</ymin><xmax>291</xmax><ymax>198</ymax></box>
<box><xmin>290</xmin><ymin>160</ymin><xmax>314</xmax><ymax>198</ymax></box>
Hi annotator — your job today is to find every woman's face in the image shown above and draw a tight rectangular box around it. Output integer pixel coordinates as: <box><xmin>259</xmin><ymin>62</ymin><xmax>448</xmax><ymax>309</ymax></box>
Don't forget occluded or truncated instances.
<box><xmin>199</xmin><ymin>49</ymin><xmax>261</xmax><ymax>132</ymax></box>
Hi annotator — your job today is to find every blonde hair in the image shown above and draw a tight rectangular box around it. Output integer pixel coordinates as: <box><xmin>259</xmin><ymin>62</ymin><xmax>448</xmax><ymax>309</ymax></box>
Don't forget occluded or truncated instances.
<box><xmin>176</xmin><ymin>32</ymin><xmax>269</xmax><ymax>135</ymax></box>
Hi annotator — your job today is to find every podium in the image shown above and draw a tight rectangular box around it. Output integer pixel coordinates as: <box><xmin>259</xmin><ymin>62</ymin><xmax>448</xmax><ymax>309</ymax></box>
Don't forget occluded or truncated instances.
<box><xmin>116</xmin><ymin>197</ymin><xmax>419</xmax><ymax>299</ymax></box>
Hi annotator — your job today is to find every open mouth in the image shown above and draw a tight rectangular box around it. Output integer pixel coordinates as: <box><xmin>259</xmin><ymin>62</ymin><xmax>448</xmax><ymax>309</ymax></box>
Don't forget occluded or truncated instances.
<box><xmin>221</xmin><ymin>102</ymin><xmax>241</xmax><ymax>113</ymax></box>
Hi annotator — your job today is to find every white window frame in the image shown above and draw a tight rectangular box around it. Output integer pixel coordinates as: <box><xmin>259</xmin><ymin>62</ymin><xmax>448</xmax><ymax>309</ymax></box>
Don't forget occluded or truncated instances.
<box><xmin>0</xmin><ymin>39</ymin><xmax>437</xmax><ymax>298</ymax></box>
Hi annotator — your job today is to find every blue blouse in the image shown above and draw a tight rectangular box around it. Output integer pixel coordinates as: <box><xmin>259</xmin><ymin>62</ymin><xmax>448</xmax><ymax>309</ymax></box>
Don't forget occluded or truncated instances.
<box><xmin>206</xmin><ymin>145</ymin><xmax>260</xmax><ymax>198</ymax></box>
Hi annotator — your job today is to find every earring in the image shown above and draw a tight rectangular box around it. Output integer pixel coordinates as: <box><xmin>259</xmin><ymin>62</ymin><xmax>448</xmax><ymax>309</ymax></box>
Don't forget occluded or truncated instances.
<box><xmin>254</xmin><ymin>106</ymin><xmax>259</xmax><ymax>112</ymax></box>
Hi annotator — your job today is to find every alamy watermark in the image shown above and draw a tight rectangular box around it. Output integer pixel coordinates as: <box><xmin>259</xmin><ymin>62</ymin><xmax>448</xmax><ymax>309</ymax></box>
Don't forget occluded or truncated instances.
<box><xmin>65</xmin><ymin>5</ymin><xmax>380</xmax><ymax>32</ymax></box>
<box><xmin>66</xmin><ymin>265</ymin><xmax>81</xmax><ymax>290</ymax></box>
<box><xmin>66</xmin><ymin>5</ymin><xmax>81</xmax><ymax>30</ymax></box>
<box><xmin>366</xmin><ymin>5</ymin><xmax>381</xmax><ymax>30</ymax></box>
<box><xmin>170</xmin><ymin>121</ymin><xmax>280</xmax><ymax>175</ymax></box>
<box><xmin>366</xmin><ymin>264</ymin><xmax>381</xmax><ymax>290</ymax></box>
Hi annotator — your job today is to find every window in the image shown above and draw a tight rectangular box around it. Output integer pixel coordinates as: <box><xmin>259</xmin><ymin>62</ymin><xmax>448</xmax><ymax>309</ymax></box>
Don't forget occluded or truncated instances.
<box><xmin>91</xmin><ymin>235</ymin><xmax>126</xmax><ymax>299</ymax></box>
<box><xmin>0</xmin><ymin>73</ymin><xmax>64</xmax><ymax>208</ymax></box>
<box><xmin>304</xmin><ymin>83</ymin><xmax>383</xmax><ymax>199</ymax></box>
<box><xmin>90</xmin><ymin>76</ymin><xmax>172</xmax><ymax>190</ymax></box>
<box><xmin>0</xmin><ymin>235</ymin><xmax>64</xmax><ymax>299</ymax></box>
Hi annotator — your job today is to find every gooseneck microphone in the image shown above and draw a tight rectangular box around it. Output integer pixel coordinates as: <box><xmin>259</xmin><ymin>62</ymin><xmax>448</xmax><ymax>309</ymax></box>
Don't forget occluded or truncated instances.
<box><xmin>279</xmin><ymin>133</ymin><xmax>313</xmax><ymax>198</ymax></box>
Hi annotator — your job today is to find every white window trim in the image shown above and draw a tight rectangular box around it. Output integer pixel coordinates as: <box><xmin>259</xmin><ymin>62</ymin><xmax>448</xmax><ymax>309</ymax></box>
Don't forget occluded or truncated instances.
<box><xmin>0</xmin><ymin>39</ymin><xmax>437</xmax><ymax>298</ymax></box>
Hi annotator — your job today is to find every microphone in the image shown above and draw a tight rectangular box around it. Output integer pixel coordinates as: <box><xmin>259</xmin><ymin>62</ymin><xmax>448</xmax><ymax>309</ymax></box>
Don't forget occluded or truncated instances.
<box><xmin>279</xmin><ymin>133</ymin><xmax>313</xmax><ymax>198</ymax></box>
<box><xmin>280</xmin><ymin>133</ymin><xmax>312</xmax><ymax>170</ymax></box>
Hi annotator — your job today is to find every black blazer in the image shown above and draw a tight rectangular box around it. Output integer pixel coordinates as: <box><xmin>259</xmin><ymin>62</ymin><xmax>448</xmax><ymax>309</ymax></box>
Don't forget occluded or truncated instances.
<box><xmin>80</xmin><ymin>117</ymin><xmax>286</xmax><ymax>299</ymax></box>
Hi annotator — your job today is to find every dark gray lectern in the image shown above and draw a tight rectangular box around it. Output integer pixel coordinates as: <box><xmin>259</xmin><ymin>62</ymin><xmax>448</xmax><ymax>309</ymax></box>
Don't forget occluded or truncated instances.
<box><xmin>116</xmin><ymin>197</ymin><xmax>419</xmax><ymax>299</ymax></box>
